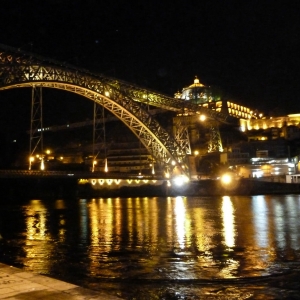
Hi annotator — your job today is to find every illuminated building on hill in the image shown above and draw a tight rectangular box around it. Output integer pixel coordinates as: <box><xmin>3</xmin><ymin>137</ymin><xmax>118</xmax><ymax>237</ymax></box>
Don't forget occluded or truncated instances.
<box><xmin>175</xmin><ymin>76</ymin><xmax>255</xmax><ymax>123</ymax></box>
<box><xmin>247</xmin><ymin>114</ymin><xmax>300</xmax><ymax>140</ymax></box>
<box><xmin>174</xmin><ymin>77</ymin><xmax>259</xmax><ymax>155</ymax></box>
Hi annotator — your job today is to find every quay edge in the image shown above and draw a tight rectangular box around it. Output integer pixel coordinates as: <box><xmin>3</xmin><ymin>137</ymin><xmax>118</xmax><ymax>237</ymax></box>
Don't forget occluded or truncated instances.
<box><xmin>0</xmin><ymin>177</ymin><xmax>300</xmax><ymax>199</ymax></box>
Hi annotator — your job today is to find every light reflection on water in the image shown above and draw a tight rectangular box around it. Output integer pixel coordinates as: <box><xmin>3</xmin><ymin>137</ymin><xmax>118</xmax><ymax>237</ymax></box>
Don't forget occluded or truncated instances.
<box><xmin>221</xmin><ymin>196</ymin><xmax>235</xmax><ymax>248</ymax></box>
<box><xmin>1</xmin><ymin>195</ymin><xmax>300</xmax><ymax>298</ymax></box>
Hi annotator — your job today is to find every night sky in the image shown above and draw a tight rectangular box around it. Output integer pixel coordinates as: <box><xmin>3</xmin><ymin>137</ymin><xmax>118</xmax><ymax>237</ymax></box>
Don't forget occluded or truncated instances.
<box><xmin>1</xmin><ymin>1</ymin><xmax>300</xmax><ymax>133</ymax></box>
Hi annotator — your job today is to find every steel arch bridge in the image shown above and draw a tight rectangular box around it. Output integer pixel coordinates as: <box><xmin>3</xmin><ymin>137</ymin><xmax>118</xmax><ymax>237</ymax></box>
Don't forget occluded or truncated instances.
<box><xmin>0</xmin><ymin>44</ymin><xmax>229</xmax><ymax>177</ymax></box>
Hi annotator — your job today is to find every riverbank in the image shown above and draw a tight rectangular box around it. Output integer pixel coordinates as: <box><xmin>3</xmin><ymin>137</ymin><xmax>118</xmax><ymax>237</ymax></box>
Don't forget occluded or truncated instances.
<box><xmin>180</xmin><ymin>178</ymin><xmax>300</xmax><ymax>196</ymax></box>
<box><xmin>78</xmin><ymin>177</ymin><xmax>300</xmax><ymax>197</ymax></box>
<box><xmin>0</xmin><ymin>263</ymin><xmax>122</xmax><ymax>299</ymax></box>
<box><xmin>0</xmin><ymin>177</ymin><xmax>299</xmax><ymax>199</ymax></box>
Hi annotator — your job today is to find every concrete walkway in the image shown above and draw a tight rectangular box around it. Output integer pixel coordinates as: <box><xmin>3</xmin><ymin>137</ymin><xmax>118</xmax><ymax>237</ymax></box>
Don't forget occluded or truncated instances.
<box><xmin>0</xmin><ymin>263</ymin><xmax>123</xmax><ymax>299</ymax></box>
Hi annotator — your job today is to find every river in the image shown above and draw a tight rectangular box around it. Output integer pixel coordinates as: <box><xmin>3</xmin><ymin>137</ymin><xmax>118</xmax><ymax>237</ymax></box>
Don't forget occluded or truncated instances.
<box><xmin>0</xmin><ymin>194</ymin><xmax>300</xmax><ymax>299</ymax></box>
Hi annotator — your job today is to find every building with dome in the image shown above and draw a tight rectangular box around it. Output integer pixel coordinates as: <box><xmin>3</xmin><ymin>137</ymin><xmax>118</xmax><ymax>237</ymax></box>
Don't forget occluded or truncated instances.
<box><xmin>174</xmin><ymin>77</ymin><xmax>259</xmax><ymax>153</ymax></box>
<box><xmin>174</xmin><ymin>77</ymin><xmax>300</xmax><ymax>180</ymax></box>
<box><xmin>175</xmin><ymin>77</ymin><xmax>255</xmax><ymax>125</ymax></box>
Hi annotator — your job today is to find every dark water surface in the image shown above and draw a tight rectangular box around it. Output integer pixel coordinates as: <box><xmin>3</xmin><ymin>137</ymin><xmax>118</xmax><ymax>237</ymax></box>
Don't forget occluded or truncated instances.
<box><xmin>1</xmin><ymin>195</ymin><xmax>300</xmax><ymax>299</ymax></box>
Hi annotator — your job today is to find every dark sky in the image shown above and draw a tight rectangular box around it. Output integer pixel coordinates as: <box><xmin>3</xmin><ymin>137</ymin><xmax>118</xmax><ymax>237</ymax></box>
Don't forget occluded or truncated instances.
<box><xmin>1</xmin><ymin>0</ymin><xmax>300</xmax><ymax>126</ymax></box>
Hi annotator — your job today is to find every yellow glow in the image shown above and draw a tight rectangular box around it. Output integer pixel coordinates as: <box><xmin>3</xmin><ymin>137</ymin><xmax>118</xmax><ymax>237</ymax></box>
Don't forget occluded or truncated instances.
<box><xmin>221</xmin><ymin>173</ymin><xmax>232</xmax><ymax>185</ymax></box>
<box><xmin>89</xmin><ymin>198</ymin><xmax>113</xmax><ymax>253</ymax></box>
<box><xmin>174</xmin><ymin>197</ymin><xmax>190</xmax><ymax>249</ymax></box>
<box><xmin>46</xmin><ymin>149</ymin><xmax>51</xmax><ymax>154</ymax></box>
<box><xmin>199</xmin><ymin>114</ymin><xmax>206</xmax><ymax>121</ymax></box>
<box><xmin>221</xmin><ymin>196</ymin><xmax>235</xmax><ymax>248</ymax></box>
<box><xmin>105</xmin><ymin>91</ymin><xmax>110</xmax><ymax>97</ymax></box>
<box><xmin>78</xmin><ymin>179</ymin><xmax>88</xmax><ymax>184</ymax></box>
<box><xmin>40</xmin><ymin>158</ymin><xmax>45</xmax><ymax>170</ymax></box>
<box><xmin>173</xmin><ymin>175</ymin><xmax>189</xmax><ymax>186</ymax></box>
<box><xmin>194</xmin><ymin>150</ymin><xmax>199</xmax><ymax>156</ymax></box>
<box><xmin>29</xmin><ymin>156</ymin><xmax>34</xmax><ymax>162</ymax></box>
<box><xmin>104</xmin><ymin>158</ymin><xmax>108</xmax><ymax>172</ymax></box>
<box><xmin>25</xmin><ymin>200</ymin><xmax>51</xmax><ymax>271</ymax></box>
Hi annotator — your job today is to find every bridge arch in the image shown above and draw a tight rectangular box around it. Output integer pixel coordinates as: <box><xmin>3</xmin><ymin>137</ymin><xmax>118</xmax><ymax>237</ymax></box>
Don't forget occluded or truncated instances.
<box><xmin>0</xmin><ymin>45</ymin><xmax>188</xmax><ymax>176</ymax></box>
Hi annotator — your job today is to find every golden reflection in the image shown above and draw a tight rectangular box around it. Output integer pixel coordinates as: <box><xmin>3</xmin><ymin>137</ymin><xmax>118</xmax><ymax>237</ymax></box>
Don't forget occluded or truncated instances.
<box><xmin>89</xmin><ymin>198</ymin><xmax>113</xmax><ymax>252</ymax></box>
<box><xmin>174</xmin><ymin>196</ymin><xmax>189</xmax><ymax>249</ymax></box>
<box><xmin>166</xmin><ymin>197</ymin><xmax>174</xmax><ymax>246</ymax></box>
<box><xmin>114</xmin><ymin>198</ymin><xmax>122</xmax><ymax>245</ymax></box>
<box><xmin>24</xmin><ymin>199</ymin><xmax>51</xmax><ymax>272</ymax></box>
<box><xmin>221</xmin><ymin>196</ymin><xmax>235</xmax><ymax>248</ymax></box>
<box><xmin>149</xmin><ymin>197</ymin><xmax>159</xmax><ymax>248</ymax></box>
<box><xmin>127</xmin><ymin>198</ymin><xmax>134</xmax><ymax>244</ymax></box>
<box><xmin>219</xmin><ymin>258</ymin><xmax>240</xmax><ymax>278</ymax></box>
<box><xmin>74</xmin><ymin>196</ymin><xmax>300</xmax><ymax>281</ymax></box>
<box><xmin>134</xmin><ymin>198</ymin><xmax>143</xmax><ymax>243</ymax></box>
<box><xmin>26</xmin><ymin>200</ymin><xmax>47</xmax><ymax>240</ymax></box>
<box><xmin>88</xmin><ymin>199</ymin><xmax>99</xmax><ymax>248</ymax></box>
<box><xmin>191</xmin><ymin>204</ymin><xmax>210</xmax><ymax>252</ymax></box>
<box><xmin>55</xmin><ymin>199</ymin><xmax>67</xmax><ymax>242</ymax></box>
<box><xmin>143</xmin><ymin>197</ymin><xmax>150</xmax><ymax>243</ymax></box>
<box><xmin>220</xmin><ymin>196</ymin><xmax>241</xmax><ymax>278</ymax></box>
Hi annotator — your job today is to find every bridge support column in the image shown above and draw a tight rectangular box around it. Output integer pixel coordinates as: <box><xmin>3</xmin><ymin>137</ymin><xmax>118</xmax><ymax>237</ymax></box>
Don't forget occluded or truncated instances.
<box><xmin>92</xmin><ymin>99</ymin><xmax>107</xmax><ymax>172</ymax></box>
<box><xmin>29</xmin><ymin>86</ymin><xmax>44</xmax><ymax>170</ymax></box>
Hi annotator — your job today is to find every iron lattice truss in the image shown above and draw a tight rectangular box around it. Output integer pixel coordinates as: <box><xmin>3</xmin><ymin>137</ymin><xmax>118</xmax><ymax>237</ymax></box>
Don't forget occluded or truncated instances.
<box><xmin>29</xmin><ymin>86</ymin><xmax>43</xmax><ymax>160</ymax></box>
<box><xmin>208</xmin><ymin>122</ymin><xmax>223</xmax><ymax>153</ymax></box>
<box><xmin>173</xmin><ymin>117</ymin><xmax>192</xmax><ymax>156</ymax></box>
<box><xmin>0</xmin><ymin>44</ymin><xmax>228</xmax><ymax>175</ymax></box>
